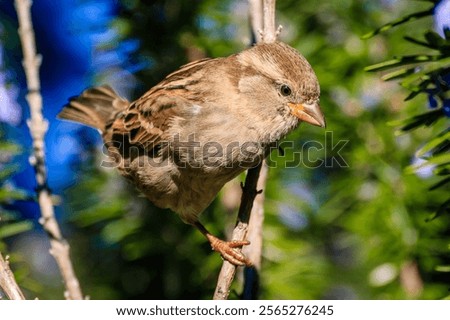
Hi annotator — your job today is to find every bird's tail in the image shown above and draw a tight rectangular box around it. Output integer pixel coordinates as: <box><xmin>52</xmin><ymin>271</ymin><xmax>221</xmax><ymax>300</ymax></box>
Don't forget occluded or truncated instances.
<box><xmin>57</xmin><ymin>85</ymin><xmax>128</xmax><ymax>132</ymax></box>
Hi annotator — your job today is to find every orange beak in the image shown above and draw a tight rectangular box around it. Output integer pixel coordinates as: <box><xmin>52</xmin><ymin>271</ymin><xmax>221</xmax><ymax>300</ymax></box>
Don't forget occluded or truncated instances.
<box><xmin>288</xmin><ymin>102</ymin><xmax>326</xmax><ymax>128</ymax></box>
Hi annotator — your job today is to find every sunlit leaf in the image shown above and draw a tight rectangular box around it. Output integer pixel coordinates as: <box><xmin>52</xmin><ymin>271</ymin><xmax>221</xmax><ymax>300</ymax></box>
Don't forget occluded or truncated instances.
<box><xmin>362</xmin><ymin>8</ymin><xmax>433</xmax><ymax>39</ymax></box>
<box><xmin>365</xmin><ymin>54</ymin><xmax>441</xmax><ymax>72</ymax></box>
<box><xmin>416</xmin><ymin>129</ymin><xmax>450</xmax><ymax>157</ymax></box>
<box><xmin>435</xmin><ymin>265</ymin><xmax>450</xmax><ymax>272</ymax></box>
<box><xmin>381</xmin><ymin>67</ymin><xmax>417</xmax><ymax>81</ymax></box>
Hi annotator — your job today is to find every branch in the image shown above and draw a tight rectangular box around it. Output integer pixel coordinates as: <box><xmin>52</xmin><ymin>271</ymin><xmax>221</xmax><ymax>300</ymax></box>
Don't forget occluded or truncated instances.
<box><xmin>248</xmin><ymin>0</ymin><xmax>263</xmax><ymax>43</ymax></box>
<box><xmin>242</xmin><ymin>162</ymin><xmax>268</xmax><ymax>298</ymax></box>
<box><xmin>244</xmin><ymin>163</ymin><xmax>268</xmax><ymax>268</ymax></box>
<box><xmin>213</xmin><ymin>164</ymin><xmax>262</xmax><ymax>300</ymax></box>
<box><xmin>262</xmin><ymin>0</ymin><xmax>278</xmax><ymax>43</ymax></box>
<box><xmin>0</xmin><ymin>253</ymin><xmax>26</xmax><ymax>300</ymax></box>
<box><xmin>212</xmin><ymin>0</ymin><xmax>278</xmax><ymax>301</ymax></box>
<box><xmin>14</xmin><ymin>0</ymin><xmax>83</xmax><ymax>300</ymax></box>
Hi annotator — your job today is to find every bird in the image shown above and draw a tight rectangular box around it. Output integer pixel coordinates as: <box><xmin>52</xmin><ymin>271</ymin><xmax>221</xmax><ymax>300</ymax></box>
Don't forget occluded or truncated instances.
<box><xmin>58</xmin><ymin>41</ymin><xmax>324</xmax><ymax>266</ymax></box>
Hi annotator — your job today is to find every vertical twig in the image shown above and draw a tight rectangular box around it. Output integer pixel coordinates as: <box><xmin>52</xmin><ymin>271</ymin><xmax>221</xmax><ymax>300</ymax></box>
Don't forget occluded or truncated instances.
<box><xmin>213</xmin><ymin>164</ymin><xmax>262</xmax><ymax>300</ymax></box>
<box><xmin>262</xmin><ymin>0</ymin><xmax>277</xmax><ymax>43</ymax></box>
<box><xmin>248</xmin><ymin>0</ymin><xmax>263</xmax><ymax>43</ymax></box>
<box><xmin>0</xmin><ymin>253</ymin><xmax>26</xmax><ymax>300</ymax></box>
<box><xmin>242</xmin><ymin>162</ymin><xmax>268</xmax><ymax>298</ymax></box>
<box><xmin>213</xmin><ymin>0</ymin><xmax>278</xmax><ymax>300</ymax></box>
<box><xmin>14</xmin><ymin>0</ymin><xmax>83</xmax><ymax>300</ymax></box>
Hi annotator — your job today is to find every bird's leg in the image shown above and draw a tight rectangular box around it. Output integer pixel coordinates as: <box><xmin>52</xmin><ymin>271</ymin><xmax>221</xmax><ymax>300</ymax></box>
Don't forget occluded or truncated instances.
<box><xmin>194</xmin><ymin>221</ymin><xmax>251</xmax><ymax>266</ymax></box>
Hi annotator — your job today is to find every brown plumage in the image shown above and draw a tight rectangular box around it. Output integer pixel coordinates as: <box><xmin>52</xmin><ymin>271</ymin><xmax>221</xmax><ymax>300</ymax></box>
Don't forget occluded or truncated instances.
<box><xmin>58</xmin><ymin>41</ymin><xmax>324</xmax><ymax>265</ymax></box>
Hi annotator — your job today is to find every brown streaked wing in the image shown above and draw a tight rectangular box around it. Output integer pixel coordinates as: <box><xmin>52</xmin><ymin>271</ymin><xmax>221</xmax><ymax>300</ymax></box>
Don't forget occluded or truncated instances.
<box><xmin>110</xmin><ymin>92</ymin><xmax>192</xmax><ymax>150</ymax></box>
<box><xmin>109</xmin><ymin>57</ymin><xmax>216</xmax><ymax>150</ymax></box>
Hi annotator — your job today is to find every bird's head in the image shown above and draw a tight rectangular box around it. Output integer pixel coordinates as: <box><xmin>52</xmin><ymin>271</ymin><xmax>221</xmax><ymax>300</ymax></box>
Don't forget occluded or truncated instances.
<box><xmin>236</xmin><ymin>41</ymin><xmax>325</xmax><ymax>133</ymax></box>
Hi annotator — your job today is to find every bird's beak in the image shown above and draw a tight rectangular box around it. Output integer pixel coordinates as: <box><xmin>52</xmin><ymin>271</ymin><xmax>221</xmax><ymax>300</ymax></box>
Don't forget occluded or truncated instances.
<box><xmin>288</xmin><ymin>102</ymin><xmax>326</xmax><ymax>128</ymax></box>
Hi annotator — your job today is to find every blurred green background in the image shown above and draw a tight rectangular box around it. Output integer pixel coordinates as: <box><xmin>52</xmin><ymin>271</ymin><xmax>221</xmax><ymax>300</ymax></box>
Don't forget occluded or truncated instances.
<box><xmin>0</xmin><ymin>0</ymin><xmax>449</xmax><ymax>299</ymax></box>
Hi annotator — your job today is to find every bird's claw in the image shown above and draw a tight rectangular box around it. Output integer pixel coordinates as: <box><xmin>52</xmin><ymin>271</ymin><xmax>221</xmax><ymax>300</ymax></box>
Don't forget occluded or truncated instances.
<box><xmin>210</xmin><ymin>239</ymin><xmax>251</xmax><ymax>266</ymax></box>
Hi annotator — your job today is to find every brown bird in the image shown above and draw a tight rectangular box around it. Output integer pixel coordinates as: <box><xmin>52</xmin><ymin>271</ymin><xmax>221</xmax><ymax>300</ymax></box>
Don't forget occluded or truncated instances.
<box><xmin>58</xmin><ymin>41</ymin><xmax>324</xmax><ymax>266</ymax></box>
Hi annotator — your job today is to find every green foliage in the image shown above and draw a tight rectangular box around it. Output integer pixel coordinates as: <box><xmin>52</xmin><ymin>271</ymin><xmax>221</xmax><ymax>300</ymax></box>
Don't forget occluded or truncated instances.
<box><xmin>0</xmin><ymin>129</ymin><xmax>35</xmax><ymax>298</ymax></box>
<box><xmin>361</xmin><ymin>8</ymin><xmax>434</xmax><ymax>40</ymax></box>
<box><xmin>365</xmin><ymin>3</ymin><xmax>450</xmax><ymax>219</ymax></box>
<box><xmin>261</xmin><ymin>0</ymin><xmax>450</xmax><ymax>299</ymax></box>
<box><xmin>0</xmin><ymin>133</ymin><xmax>32</xmax><ymax>243</ymax></box>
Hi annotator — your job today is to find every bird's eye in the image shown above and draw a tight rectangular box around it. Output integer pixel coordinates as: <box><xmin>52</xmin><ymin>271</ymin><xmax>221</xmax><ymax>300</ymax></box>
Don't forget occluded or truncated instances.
<box><xmin>280</xmin><ymin>84</ymin><xmax>292</xmax><ymax>96</ymax></box>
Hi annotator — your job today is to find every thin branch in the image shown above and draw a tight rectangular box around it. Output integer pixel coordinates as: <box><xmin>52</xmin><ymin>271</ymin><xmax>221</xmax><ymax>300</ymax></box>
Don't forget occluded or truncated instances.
<box><xmin>14</xmin><ymin>0</ymin><xmax>83</xmax><ymax>300</ymax></box>
<box><xmin>262</xmin><ymin>0</ymin><xmax>277</xmax><ymax>43</ymax></box>
<box><xmin>0</xmin><ymin>252</ymin><xmax>26</xmax><ymax>300</ymax></box>
<box><xmin>243</xmin><ymin>163</ymin><xmax>268</xmax><ymax>268</ymax></box>
<box><xmin>213</xmin><ymin>164</ymin><xmax>262</xmax><ymax>300</ymax></box>
<box><xmin>242</xmin><ymin>162</ymin><xmax>268</xmax><ymax>298</ymax></box>
<box><xmin>248</xmin><ymin>0</ymin><xmax>263</xmax><ymax>43</ymax></box>
<box><xmin>213</xmin><ymin>0</ymin><xmax>278</xmax><ymax>301</ymax></box>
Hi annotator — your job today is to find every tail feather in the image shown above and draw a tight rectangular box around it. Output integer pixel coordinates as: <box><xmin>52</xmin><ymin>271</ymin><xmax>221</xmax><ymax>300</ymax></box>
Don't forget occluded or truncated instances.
<box><xmin>58</xmin><ymin>85</ymin><xmax>128</xmax><ymax>131</ymax></box>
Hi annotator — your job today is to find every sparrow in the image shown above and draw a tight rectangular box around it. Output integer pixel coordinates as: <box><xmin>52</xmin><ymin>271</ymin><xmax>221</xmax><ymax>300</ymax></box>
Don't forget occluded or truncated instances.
<box><xmin>58</xmin><ymin>41</ymin><xmax>324</xmax><ymax>266</ymax></box>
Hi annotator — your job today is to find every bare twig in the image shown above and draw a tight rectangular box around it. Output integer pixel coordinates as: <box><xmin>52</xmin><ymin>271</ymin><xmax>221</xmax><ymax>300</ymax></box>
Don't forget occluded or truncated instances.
<box><xmin>213</xmin><ymin>164</ymin><xmax>263</xmax><ymax>300</ymax></box>
<box><xmin>0</xmin><ymin>252</ymin><xmax>26</xmax><ymax>300</ymax></box>
<box><xmin>242</xmin><ymin>162</ymin><xmax>268</xmax><ymax>298</ymax></box>
<box><xmin>243</xmin><ymin>163</ymin><xmax>268</xmax><ymax>268</ymax></box>
<box><xmin>14</xmin><ymin>0</ymin><xmax>83</xmax><ymax>300</ymax></box>
<box><xmin>262</xmin><ymin>0</ymin><xmax>278</xmax><ymax>43</ymax></box>
<box><xmin>248</xmin><ymin>0</ymin><xmax>263</xmax><ymax>42</ymax></box>
<box><xmin>212</xmin><ymin>0</ymin><xmax>278</xmax><ymax>301</ymax></box>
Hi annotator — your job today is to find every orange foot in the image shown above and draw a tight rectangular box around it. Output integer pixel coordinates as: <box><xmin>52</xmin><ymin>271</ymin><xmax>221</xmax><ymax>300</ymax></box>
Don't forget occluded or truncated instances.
<box><xmin>208</xmin><ymin>236</ymin><xmax>251</xmax><ymax>266</ymax></box>
<box><xmin>193</xmin><ymin>221</ymin><xmax>252</xmax><ymax>266</ymax></box>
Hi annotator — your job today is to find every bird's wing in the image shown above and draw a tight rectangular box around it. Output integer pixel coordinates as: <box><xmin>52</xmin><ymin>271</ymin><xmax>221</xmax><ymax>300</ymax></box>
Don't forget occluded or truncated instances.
<box><xmin>108</xmin><ymin>57</ymin><xmax>215</xmax><ymax>151</ymax></box>
<box><xmin>110</xmin><ymin>93</ymin><xmax>192</xmax><ymax>150</ymax></box>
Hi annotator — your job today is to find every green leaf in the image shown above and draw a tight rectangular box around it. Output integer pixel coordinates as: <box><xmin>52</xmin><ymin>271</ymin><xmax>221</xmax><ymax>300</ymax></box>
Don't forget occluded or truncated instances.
<box><xmin>429</xmin><ymin>177</ymin><xmax>450</xmax><ymax>191</ymax></box>
<box><xmin>404</xmin><ymin>36</ymin><xmax>438</xmax><ymax>49</ymax></box>
<box><xmin>405</xmin><ymin>154</ymin><xmax>450</xmax><ymax>175</ymax></box>
<box><xmin>405</xmin><ymin>162</ymin><xmax>431</xmax><ymax>175</ymax></box>
<box><xmin>381</xmin><ymin>67</ymin><xmax>417</xmax><ymax>81</ymax></box>
<box><xmin>0</xmin><ymin>142</ymin><xmax>21</xmax><ymax>155</ymax></box>
<box><xmin>73</xmin><ymin>205</ymin><xmax>124</xmax><ymax>227</ymax></box>
<box><xmin>0</xmin><ymin>221</ymin><xmax>33</xmax><ymax>239</ymax></box>
<box><xmin>434</xmin><ymin>166</ymin><xmax>450</xmax><ymax>176</ymax></box>
<box><xmin>404</xmin><ymin>90</ymin><xmax>423</xmax><ymax>101</ymax></box>
<box><xmin>101</xmin><ymin>218</ymin><xmax>141</xmax><ymax>244</ymax></box>
<box><xmin>427</xmin><ymin>153</ymin><xmax>450</xmax><ymax>165</ymax></box>
<box><xmin>416</xmin><ymin>129</ymin><xmax>450</xmax><ymax>157</ymax></box>
<box><xmin>0</xmin><ymin>164</ymin><xmax>20</xmax><ymax>180</ymax></box>
<box><xmin>426</xmin><ymin>198</ymin><xmax>450</xmax><ymax>221</ymax></box>
<box><xmin>0</xmin><ymin>187</ymin><xmax>29</xmax><ymax>203</ymax></box>
<box><xmin>389</xmin><ymin>109</ymin><xmax>443</xmax><ymax>132</ymax></box>
<box><xmin>362</xmin><ymin>8</ymin><xmax>433</xmax><ymax>39</ymax></box>
<box><xmin>435</xmin><ymin>265</ymin><xmax>450</xmax><ymax>272</ymax></box>
<box><xmin>398</xmin><ymin>57</ymin><xmax>450</xmax><ymax>88</ymax></box>
<box><xmin>365</xmin><ymin>54</ymin><xmax>441</xmax><ymax>72</ymax></box>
